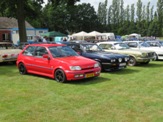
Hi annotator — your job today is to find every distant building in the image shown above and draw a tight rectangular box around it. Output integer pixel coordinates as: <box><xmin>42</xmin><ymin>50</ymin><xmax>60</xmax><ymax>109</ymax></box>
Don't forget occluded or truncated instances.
<box><xmin>0</xmin><ymin>17</ymin><xmax>48</xmax><ymax>44</ymax></box>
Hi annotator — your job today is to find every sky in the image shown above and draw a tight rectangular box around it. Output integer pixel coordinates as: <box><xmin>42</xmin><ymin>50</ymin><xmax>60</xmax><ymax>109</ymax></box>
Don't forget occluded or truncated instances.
<box><xmin>78</xmin><ymin>0</ymin><xmax>157</xmax><ymax>11</ymax></box>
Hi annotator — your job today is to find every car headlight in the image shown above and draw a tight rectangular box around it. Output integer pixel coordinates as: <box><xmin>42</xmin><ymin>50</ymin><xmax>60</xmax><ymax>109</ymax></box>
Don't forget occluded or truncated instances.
<box><xmin>111</xmin><ymin>59</ymin><xmax>116</xmax><ymax>62</ymax></box>
<box><xmin>94</xmin><ymin>63</ymin><xmax>99</xmax><ymax>68</ymax></box>
<box><xmin>118</xmin><ymin>58</ymin><xmax>122</xmax><ymax>62</ymax></box>
<box><xmin>70</xmin><ymin>66</ymin><xmax>81</xmax><ymax>70</ymax></box>
<box><xmin>125</xmin><ymin>57</ymin><xmax>129</xmax><ymax>61</ymax></box>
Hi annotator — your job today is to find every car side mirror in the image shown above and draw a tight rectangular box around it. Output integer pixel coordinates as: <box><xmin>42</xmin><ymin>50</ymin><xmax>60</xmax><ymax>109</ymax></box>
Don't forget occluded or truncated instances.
<box><xmin>76</xmin><ymin>49</ymin><xmax>82</xmax><ymax>55</ymax></box>
<box><xmin>43</xmin><ymin>54</ymin><xmax>50</xmax><ymax>60</ymax></box>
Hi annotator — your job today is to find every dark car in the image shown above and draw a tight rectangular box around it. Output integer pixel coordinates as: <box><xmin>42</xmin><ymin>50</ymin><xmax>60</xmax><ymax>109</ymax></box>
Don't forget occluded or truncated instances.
<box><xmin>65</xmin><ymin>41</ymin><xmax>129</xmax><ymax>71</ymax></box>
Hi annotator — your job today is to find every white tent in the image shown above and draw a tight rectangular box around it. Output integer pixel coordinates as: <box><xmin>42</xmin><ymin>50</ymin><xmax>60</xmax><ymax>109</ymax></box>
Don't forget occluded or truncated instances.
<box><xmin>129</xmin><ymin>33</ymin><xmax>141</xmax><ymax>39</ymax></box>
<box><xmin>87</xmin><ymin>31</ymin><xmax>105</xmax><ymax>40</ymax></box>
<box><xmin>71</xmin><ymin>31</ymin><xmax>88</xmax><ymax>40</ymax></box>
<box><xmin>87</xmin><ymin>31</ymin><xmax>103</xmax><ymax>36</ymax></box>
<box><xmin>102</xmin><ymin>33</ymin><xmax>115</xmax><ymax>40</ymax></box>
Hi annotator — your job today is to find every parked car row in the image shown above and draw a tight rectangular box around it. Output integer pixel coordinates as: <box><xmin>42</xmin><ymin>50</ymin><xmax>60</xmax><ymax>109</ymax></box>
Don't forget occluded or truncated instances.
<box><xmin>97</xmin><ymin>41</ymin><xmax>155</xmax><ymax>66</ymax></box>
<box><xmin>1</xmin><ymin>40</ymin><xmax>162</xmax><ymax>83</ymax></box>
<box><xmin>124</xmin><ymin>40</ymin><xmax>163</xmax><ymax>60</ymax></box>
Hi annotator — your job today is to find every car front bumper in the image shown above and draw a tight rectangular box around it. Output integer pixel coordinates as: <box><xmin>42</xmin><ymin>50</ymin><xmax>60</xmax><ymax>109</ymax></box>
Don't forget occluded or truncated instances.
<box><xmin>65</xmin><ymin>67</ymin><xmax>101</xmax><ymax>81</ymax></box>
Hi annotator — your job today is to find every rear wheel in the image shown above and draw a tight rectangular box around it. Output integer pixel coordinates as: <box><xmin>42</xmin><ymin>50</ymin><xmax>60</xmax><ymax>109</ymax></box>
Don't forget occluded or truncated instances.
<box><xmin>153</xmin><ymin>53</ymin><xmax>158</xmax><ymax>61</ymax></box>
<box><xmin>18</xmin><ymin>63</ymin><xmax>27</xmax><ymax>74</ymax></box>
<box><xmin>55</xmin><ymin>69</ymin><xmax>66</xmax><ymax>83</ymax></box>
<box><xmin>128</xmin><ymin>57</ymin><xmax>136</xmax><ymax>66</ymax></box>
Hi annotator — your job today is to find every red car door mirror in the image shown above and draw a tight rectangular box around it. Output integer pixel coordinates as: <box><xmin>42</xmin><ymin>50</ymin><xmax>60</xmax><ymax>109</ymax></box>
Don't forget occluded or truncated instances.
<box><xmin>43</xmin><ymin>54</ymin><xmax>50</xmax><ymax>60</ymax></box>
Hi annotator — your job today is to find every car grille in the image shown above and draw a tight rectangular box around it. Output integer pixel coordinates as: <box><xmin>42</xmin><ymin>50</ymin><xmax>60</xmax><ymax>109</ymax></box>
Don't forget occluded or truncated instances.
<box><xmin>148</xmin><ymin>52</ymin><xmax>154</xmax><ymax>57</ymax></box>
<box><xmin>81</xmin><ymin>65</ymin><xmax>94</xmax><ymax>70</ymax></box>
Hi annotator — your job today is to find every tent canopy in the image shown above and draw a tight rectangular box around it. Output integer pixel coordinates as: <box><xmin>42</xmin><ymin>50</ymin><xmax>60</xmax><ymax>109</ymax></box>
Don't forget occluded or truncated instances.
<box><xmin>71</xmin><ymin>31</ymin><xmax>88</xmax><ymax>37</ymax></box>
<box><xmin>41</xmin><ymin>31</ymin><xmax>67</xmax><ymax>37</ymax></box>
<box><xmin>87</xmin><ymin>31</ymin><xmax>104</xmax><ymax>36</ymax></box>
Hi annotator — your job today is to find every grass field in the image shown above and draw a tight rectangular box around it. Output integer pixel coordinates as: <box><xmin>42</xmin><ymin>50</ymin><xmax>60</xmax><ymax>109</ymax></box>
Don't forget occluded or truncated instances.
<box><xmin>0</xmin><ymin>61</ymin><xmax>163</xmax><ymax>122</ymax></box>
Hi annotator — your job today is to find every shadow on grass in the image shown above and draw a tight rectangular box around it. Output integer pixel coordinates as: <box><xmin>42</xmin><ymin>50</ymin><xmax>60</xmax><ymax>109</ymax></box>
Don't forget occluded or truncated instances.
<box><xmin>102</xmin><ymin>68</ymin><xmax>139</xmax><ymax>75</ymax></box>
<box><xmin>67</xmin><ymin>76</ymin><xmax>108</xmax><ymax>85</ymax></box>
<box><xmin>135</xmin><ymin>61</ymin><xmax>163</xmax><ymax>68</ymax></box>
<box><xmin>27</xmin><ymin>73</ymin><xmax>108</xmax><ymax>85</ymax></box>
<box><xmin>0</xmin><ymin>62</ymin><xmax>16</xmax><ymax>66</ymax></box>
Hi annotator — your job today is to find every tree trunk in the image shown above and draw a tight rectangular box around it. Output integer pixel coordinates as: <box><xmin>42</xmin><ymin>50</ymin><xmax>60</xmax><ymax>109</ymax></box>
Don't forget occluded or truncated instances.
<box><xmin>17</xmin><ymin>0</ymin><xmax>27</xmax><ymax>42</ymax></box>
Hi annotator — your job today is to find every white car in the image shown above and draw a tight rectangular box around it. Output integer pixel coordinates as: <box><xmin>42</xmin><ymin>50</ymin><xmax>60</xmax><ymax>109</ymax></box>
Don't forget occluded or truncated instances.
<box><xmin>0</xmin><ymin>42</ymin><xmax>22</xmax><ymax>63</ymax></box>
<box><xmin>97</xmin><ymin>41</ymin><xmax>155</xmax><ymax>66</ymax></box>
<box><xmin>145</xmin><ymin>40</ymin><xmax>163</xmax><ymax>48</ymax></box>
<box><xmin>124</xmin><ymin>41</ymin><xmax>163</xmax><ymax>60</ymax></box>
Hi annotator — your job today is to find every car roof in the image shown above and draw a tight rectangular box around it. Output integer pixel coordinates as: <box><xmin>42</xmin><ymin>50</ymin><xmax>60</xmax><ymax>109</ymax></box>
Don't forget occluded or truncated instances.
<box><xmin>97</xmin><ymin>41</ymin><xmax>124</xmax><ymax>44</ymax></box>
<box><xmin>27</xmin><ymin>43</ymin><xmax>65</xmax><ymax>47</ymax></box>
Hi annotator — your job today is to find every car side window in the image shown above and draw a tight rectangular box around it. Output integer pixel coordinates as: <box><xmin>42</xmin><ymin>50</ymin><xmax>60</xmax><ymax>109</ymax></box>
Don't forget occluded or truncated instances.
<box><xmin>22</xmin><ymin>46</ymin><xmax>36</xmax><ymax>56</ymax></box>
<box><xmin>127</xmin><ymin>42</ymin><xmax>138</xmax><ymax>48</ymax></box>
<box><xmin>70</xmin><ymin>44</ymin><xmax>82</xmax><ymax>52</ymax></box>
<box><xmin>99</xmin><ymin>44</ymin><xmax>112</xmax><ymax>49</ymax></box>
<box><xmin>34</xmin><ymin>46</ymin><xmax>48</xmax><ymax>57</ymax></box>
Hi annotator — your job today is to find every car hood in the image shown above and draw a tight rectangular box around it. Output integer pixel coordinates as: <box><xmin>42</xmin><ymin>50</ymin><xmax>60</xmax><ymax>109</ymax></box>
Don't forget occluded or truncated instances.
<box><xmin>109</xmin><ymin>48</ymin><xmax>153</xmax><ymax>54</ymax></box>
<box><xmin>133</xmin><ymin>47</ymin><xmax>163</xmax><ymax>53</ymax></box>
<box><xmin>54</xmin><ymin>56</ymin><xmax>96</xmax><ymax>66</ymax></box>
<box><xmin>85</xmin><ymin>51</ymin><xmax>127</xmax><ymax>58</ymax></box>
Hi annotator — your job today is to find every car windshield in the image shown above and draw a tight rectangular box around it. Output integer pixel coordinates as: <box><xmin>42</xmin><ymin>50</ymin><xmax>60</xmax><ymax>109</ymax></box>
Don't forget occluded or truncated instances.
<box><xmin>114</xmin><ymin>43</ymin><xmax>130</xmax><ymax>49</ymax></box>
<box><xmin>146</xmin><ymin>41</ymin><xmax>161</xmax><ymax>47</ymax></box>
<box><xmin>81</xmin><ymin>44</ymin><xmax>103</xmax><ymax>52</ymax></box>
<box><xmin>160</xmin><ymin>41</ymin><xmax>163</xmax><ymax>46</ymax></box>
<box><xmin>0</xmin><ymin>43</ymin><xmax>15</xmax><ymax>50</ymax></box>
<box><xmin>140</xmin><ymin>42</ymin><xmax>150</xmax><ymax>47</ymax></box>
<box><xmin>49</xmin><ymin>46</ymin><xmax>78</xmax><ymax>58</ymax></box>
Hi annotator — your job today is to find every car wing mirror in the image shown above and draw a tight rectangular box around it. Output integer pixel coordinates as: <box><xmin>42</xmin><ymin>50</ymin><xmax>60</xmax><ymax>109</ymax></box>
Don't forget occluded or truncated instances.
<box><xmin>76</xmin><ymin>49</ymin><xmax>82</xmax><ymax>55</ymax></box>
<box><xmin>43</xmin><ymin>54</ymin><xmax>50</xmax><ymax>60</ymax></box>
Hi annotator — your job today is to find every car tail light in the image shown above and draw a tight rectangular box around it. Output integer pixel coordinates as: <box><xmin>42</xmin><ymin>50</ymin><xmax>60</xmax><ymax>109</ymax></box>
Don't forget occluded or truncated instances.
<box><xmin>11</xmin><ymin>54</ymin><xmax>15</xmax><ymax>57</ymax></box>
<box><xmin>2</xmin><ymin>54</ymin><xmax>8</xmax><ymax>58</ymax></box>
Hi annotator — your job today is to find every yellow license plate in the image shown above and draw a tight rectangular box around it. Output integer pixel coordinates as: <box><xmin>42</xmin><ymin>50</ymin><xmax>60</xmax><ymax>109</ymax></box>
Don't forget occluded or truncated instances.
<box><xmin>85</xmin><ymin>73</ymin><xmax>94</xmax><ymax>78</ymax></box>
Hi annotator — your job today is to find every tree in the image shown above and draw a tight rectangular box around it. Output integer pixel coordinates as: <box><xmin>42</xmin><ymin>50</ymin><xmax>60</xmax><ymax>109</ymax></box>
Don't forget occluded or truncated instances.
<box><xmin>97</xmin><ymin>0</ymin><xmax>108</xmax><ymax>25</ymax></box>
<box><xmin>0</xmin><ymin>0</ymin><xmax>44</xmax><ymax>42</ymax></box>
<box><xmin>157</xmin><ymin>0</ymin><xmax>163</xmax><ymax>36</ymax></box>
<box><xmin>119</xmin><ymin>0</ymin><xmax>124</xmax><ymax>26</ymax></box>
<box><xmin>111</xmin><ymin>0</ymin><xmax>120</xmax><ymax>32</ymax></box>
<box><xmin>75</xmin><ymin>3</ymin><xmax>100</xmax><ymax>32</ymax></box>
<box><xmin>136</xmin><ymin>0</ymin><xmax>143</xmax><ymax>33</ymax></box>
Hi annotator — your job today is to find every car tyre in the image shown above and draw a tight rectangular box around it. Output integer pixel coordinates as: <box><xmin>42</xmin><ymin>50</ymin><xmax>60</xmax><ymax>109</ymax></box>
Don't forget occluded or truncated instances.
<box><xmin>55</xmin><ymin>69</ymin><xmax>66</xmax><ymax>83</ymax></box>
<box><xmin>128</xmin><ymin>56</ymin><xmax>136</xmax><ymax>66</ymax></box>
<box><xmin>18</xmin><ymin>63</ymin><xmax>27</xmax><ymax>74</ymax></box>
<box><xmin>153</xmin><ymin>53</ymin><xmax>158</xmax><ymax>61</ymax></box>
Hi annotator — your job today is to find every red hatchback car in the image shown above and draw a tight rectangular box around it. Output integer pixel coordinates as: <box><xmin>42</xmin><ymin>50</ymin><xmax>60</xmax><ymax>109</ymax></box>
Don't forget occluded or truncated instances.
<box><xmin>16</xmin><ymin>43</ymin><xmax>101</xmax><ymax>82</ymax></box>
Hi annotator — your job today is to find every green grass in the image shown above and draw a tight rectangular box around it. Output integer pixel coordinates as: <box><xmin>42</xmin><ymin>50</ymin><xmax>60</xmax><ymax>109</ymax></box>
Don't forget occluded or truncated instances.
<box><xmin>0</xmin><ymin>61</ymin><xmax>163</xmax><ymax>122</ymax></box>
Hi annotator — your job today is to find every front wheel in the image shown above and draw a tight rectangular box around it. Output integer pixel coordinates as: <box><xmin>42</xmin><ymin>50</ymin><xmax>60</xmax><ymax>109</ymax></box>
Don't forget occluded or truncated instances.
<box><xmin>18</xmin><ymin>63</ymin><xmax>27</xmax><ymax>74</ymax></box>
<box><xmin>128</xmin><ymin>57</ymin><xmax>137</xmax><ymax>66</ymax></box>
<box><xmin>55</xmin><ymin>69</ymin><xmax>67</xmax><ymax>83</ymax></box>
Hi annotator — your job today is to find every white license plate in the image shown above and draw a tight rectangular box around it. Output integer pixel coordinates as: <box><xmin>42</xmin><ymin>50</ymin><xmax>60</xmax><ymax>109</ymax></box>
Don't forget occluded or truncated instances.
<box><xmin>120</xmin><ymin>63</ymin><xmax>126</xmax><ymax>66</ymax></box>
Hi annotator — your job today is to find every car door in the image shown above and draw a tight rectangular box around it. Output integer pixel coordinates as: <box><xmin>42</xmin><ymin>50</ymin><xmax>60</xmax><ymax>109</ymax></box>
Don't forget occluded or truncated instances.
<box><xmin>32</xmin><ymin>46</ymin><xmax>53</xmax><ymax>75</ymax></box>
<box><xmin>22</xmin><ymin>46</ymin><xmax>36</xmax><ymax>71</ymax></box>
